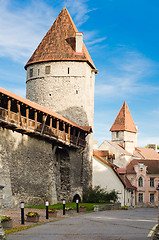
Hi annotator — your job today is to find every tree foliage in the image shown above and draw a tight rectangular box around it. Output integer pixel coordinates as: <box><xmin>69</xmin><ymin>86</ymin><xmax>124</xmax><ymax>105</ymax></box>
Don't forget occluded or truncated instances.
<box><xmin>83</xmin><ymin>186</ymin><xmax>118</xmax><ymax>203</ymax></box>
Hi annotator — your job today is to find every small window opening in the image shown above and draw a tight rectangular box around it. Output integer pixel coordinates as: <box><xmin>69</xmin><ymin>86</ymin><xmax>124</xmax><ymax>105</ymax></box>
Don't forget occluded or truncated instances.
<box><xmin>49</xmin><ymin>93</ymin><xmax>51</xmax><ymax>96</ymax></box>
<box><xmin>68</xmin><ymin>67</ymin><xmax>70</xmax><ymax>74</ymax></box>
<box><xmin>38</xmin><ymin>69</ymin><xmax>40</xmax><ymax>75</ymax></box>
<box><xmin>76</xmin><ymin>90</ymin><xmax>79</xmax><ymax>94</ymax></box>
<box><xmin>30</xmin><ymin>68</ymin><xmax>33</xmax><ymax>78</ymax></box>
<box><xmin>45</xmin><ymin>66</ymin><xmax>50</xmax><ymax>74</ymax></box>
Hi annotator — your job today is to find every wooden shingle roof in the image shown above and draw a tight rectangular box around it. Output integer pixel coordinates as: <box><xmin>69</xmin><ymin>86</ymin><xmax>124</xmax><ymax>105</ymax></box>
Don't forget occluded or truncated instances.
<box><xmin>110</xmin><ymin>101</ymin><xmax>137</xmax><ymax>133</ymax></box>
<box><xmin>25</xmin><ymin>7</ymin><xmax>97</xmax><ymax>72</ymax></box>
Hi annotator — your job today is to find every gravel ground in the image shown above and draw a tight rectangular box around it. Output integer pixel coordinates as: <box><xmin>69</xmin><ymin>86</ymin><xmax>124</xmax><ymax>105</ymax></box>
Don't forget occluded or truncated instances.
<box><xmin>2</xmin><ymin>208</ymin><xmax>78</xmax><ymax>228</ymax></box>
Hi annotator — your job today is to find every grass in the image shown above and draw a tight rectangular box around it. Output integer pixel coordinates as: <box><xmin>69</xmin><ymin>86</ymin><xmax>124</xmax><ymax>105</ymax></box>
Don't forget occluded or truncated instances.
<box><xmin>26</xmin><ymin>202</ymin><xmax>112</xmax><ymax>212</ymax></box>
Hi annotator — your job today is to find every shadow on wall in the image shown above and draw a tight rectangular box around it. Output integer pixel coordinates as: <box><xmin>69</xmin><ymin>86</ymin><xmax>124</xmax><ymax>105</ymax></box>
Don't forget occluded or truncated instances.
<box><xmin>58</xmin><ymin>106</ymin><xmax>89</xmax><ymax>126</ymax></box>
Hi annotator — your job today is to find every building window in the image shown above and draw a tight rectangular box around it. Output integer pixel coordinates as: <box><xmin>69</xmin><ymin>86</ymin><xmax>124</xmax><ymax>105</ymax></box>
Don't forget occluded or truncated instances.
<box><xmin>150</xmin><ymin>193</ymin><xmax>154</xmax><ymax>203</ymax></box>
<box><xmin>150</xmin><ymin>178</ymin><xmax>155</xmax><ymax>187</ymax></box>
<box><xmin>138</xmin><ymin>176</ymin><xmax>143</xmax><ymax>187</ymax></box>
<box><xmin>30</xmin><ymin>68</ymin><xmax>33</xmax><ymax>78</ymax></box>
<box><xmin>139</xmin><ymin>163</ymin><xmax>144</xmax><ymax>171</ymax></box>
<box><xmin>116</xmin><ymin>132</ymin><xmax>119</xmax><ymax>138</ymax></box>
<box><xmin>38</xmin><ymin>69</ymin><xmax>40</xmax><ymax>75</ymax></box>
<box><xmin>68</xmin><ymin>67</ymin><xmax>70</xmax><ymax>74</ymax></box>
<box><xmin>45</xmin><ymin>66</ymin><xmax>50</xmax><ymax>74</ymax></box>
<box><xmin>138</xmin><ymin>193</ymin><xmax>143</xmax><ymax>202</ymax></box>
<box><xmin>76</xmin><ymin>90</ymin><xmax>79</xmax><ymax>94</ymax></box>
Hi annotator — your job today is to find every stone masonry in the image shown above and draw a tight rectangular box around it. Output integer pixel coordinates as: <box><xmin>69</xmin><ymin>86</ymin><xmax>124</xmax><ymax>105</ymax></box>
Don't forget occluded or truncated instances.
<box><xmin>0</xmin><ymin>127</ymin><xmax>84</xmax><ymax>208</ymax></box>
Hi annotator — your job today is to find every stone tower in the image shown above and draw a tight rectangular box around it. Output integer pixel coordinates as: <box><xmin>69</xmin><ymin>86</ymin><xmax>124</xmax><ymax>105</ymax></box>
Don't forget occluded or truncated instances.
<box><xmin>25</xmin><ymin>8</ymin><xmax>97</xmax><ymax>127</ymax></box>
<box><xmin>110</xmin><ymin>101</ymin><xmax>137</xmax><ymax>154</ymax></box>
<box><xmin>25</xmin><ymin>8</ymin><xmax>98</xmax><ymax>189</ymax></box>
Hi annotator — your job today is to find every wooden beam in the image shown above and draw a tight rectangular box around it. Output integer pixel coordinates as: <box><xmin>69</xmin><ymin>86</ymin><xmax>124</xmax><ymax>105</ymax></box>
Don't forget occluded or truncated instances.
<box><xmin>41</xmin><ymin>115</ymin><xmax>47</xmax><ymax>135</ymax></box>
<box><xmin>17</xmin><ymin>102</ymin><xmax>21</xmax><ymax>125</ymax></box>
<box><xmin>7</xmin><ymin>99</ymin><xmax>11</xmax><ymax>122</ymax></box>
<box><xmin>68</xmin><ymin>125</ymin><xmax>71</xmax><ymax>144</ymax></box>
<box><xmin>26</xmin><ymin>108</ymin><xmax>29</xmax><ymax>128</ymax></box>
<box><xmin>57</xmin><ymin>120</ymin><xmax>59</xmax><ymax>131</ymax></box>
<box><xmin>50</xmin><ymin>117</ymin><xmax>52</xmax><ymax>127</ymax></box>
<box><xmin>34</xmin><ymin>111</ymin><xmax>37</xmax><ymax>129</ymax></box>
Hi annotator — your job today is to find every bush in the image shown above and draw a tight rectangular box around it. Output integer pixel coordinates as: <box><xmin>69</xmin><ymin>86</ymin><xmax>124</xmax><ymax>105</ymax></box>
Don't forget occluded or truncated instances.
<box><xmin>83</xmin><ymin>186</ymin><xmax>118</xmax><ymax>203</ymax></box>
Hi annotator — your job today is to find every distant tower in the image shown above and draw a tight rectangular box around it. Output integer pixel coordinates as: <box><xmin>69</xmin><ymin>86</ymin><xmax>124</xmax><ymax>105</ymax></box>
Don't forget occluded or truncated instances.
<box><xmin>110</xmin><ymin>101</ymin><xmax>137</xmax><ymax>154</ymax></box>
<box><xmin>25</xmin><ymin>8</ymin><xmax>98</xmax><ymax>188</ymax></box>
<box><xmin>25</xmin><ymin>7</ymin><xmax>98</xmax><ymax>127</ymax></box>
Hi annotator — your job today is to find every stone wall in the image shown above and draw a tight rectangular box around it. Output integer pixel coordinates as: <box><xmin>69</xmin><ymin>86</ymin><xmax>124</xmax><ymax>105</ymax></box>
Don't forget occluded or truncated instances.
<box><xmin>0</xmin><ymin>127</ymin><xmax>86</xmax><ymax>208</ymax></box>
<box><xmin>26</xmin><ymin>61</ymin><xmax>95</xmax><ymax>127</ymax></box>
<box><xmin>26</xmin><ymin>61</ymin><xmax>95</xmax><ymax>190</ymax></box>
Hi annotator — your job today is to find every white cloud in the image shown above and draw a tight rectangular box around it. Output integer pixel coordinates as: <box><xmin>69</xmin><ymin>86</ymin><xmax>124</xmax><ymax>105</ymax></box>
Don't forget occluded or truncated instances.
<box><xmin>0</xmin><ymin>0</ymin><xmax>58</xmax><ymax>63</ymax></box>
<box><xmin>95</xmin><ymin>49</ymin><xmax>159</xmax><ymax>98</ymax></box>
<box><xmin>65</xmin><ymin>0</ymin><xmax>97</xmax><ymax>26</ymax></box>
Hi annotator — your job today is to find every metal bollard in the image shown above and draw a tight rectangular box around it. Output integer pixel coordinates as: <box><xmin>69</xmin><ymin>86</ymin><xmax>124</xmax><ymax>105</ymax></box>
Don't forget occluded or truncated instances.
<box><xmin>21</xmin><ymin>201</ymin><xmax>24</xmax><ymax>225</ymax></box>
<box><xmin>76</xmin><ymin>199</ymin><xmax>79</xmax><ymax>213</ymax></box>
<box><xmin>46</xmin><ymin>200</ymin><xmax>49</xmax><ymax>219</ymax></box>
<box><xmin>63</xmin><ymin>200</ymin><xmax>65</xmax><ymax>215</ymax></box>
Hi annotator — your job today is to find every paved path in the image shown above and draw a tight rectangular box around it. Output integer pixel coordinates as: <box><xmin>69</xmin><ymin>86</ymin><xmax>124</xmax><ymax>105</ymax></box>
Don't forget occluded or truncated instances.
<box><xmin>6</xmin><ymin>208</ymin><xmax>157</xmax><ymax>240</ymax></box>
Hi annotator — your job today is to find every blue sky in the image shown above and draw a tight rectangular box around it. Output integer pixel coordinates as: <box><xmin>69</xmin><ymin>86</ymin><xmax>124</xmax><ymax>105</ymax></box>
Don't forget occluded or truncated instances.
<box><xmin>0</xmin><ymin>0</ymin><xmax>159</xmax><ymax>147</ymax></box>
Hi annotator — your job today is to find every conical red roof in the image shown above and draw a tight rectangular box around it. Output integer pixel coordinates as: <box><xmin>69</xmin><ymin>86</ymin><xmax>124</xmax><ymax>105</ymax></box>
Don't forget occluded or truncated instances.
<box><xmin>110</xmin><ymin>101</ymin><xmax>137</xmax><ymax>133</ymax></box>
<box><xmin>25</xmin><ymin>7</ymin><xmax>97</xmax><ymax>71</ymax></box>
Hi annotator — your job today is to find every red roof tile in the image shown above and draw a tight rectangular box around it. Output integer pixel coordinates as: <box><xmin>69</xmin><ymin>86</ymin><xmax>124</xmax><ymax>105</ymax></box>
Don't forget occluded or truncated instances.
<box><xmin>110</xmin><ymin>101</ymin><xmax>137</xmax><ymax>133</ymax></box>
<box><xmin>126</xmin><ymin>159</ymin><xmax>159</xmax><ymax>174</ymax></box>
<box><xmin>134</xmin><ymin>147</ymin><xmax>159</xmax><ymax>160</ymax></box>
<box><xmin>0</xmin><ymin>87</ymin><xmax>91</xmax><ymax>132</ymax></box>
<box><xmin>106</xmin><ymin>140</ymin><xmax>132</xmax><ymax>156</ymax></box>
<box><xmin>25</xmin><ymin>8</ymin><xmax>97</xmax><ymax>72</ymax></box>
<box><xmin>119</xmin><ymin>174</ymin><xmax>136</xmax><ymax>190</ymax></box>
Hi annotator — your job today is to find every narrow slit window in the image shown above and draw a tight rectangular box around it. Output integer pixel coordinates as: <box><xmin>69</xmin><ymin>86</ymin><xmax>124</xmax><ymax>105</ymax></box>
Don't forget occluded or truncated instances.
<box><xmin>30</xmin><ymin>68</ymin><xmax>33</xmax><ymax>78</ymax></box>
<box><xmin>45</xmin><ymin>66</ymin><xmax>50</xmax><ymax>74</ymax></box>
<box><xmin>38</xmin><ymin>69</ymin><xmax>40</xmax><ymax>75</ymax></box>
<box><xmin>68</xmin><ymin>67</ymin><xmax>70</xmax><ymax>74</ymax></box>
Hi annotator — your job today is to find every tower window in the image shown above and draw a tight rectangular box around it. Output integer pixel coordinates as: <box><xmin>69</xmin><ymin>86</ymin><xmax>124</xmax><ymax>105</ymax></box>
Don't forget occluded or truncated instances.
<box><xmin>116</xmin><ymin>132</ymin><xmax>119</xmax><ymax>138</ymax></box>
<box><xmin>38</xmin><ymin>69</ymin><xmax>40</xmax><ymax>75</ymax></box>
<box><xmin>45</xmin><ymin>66</ymin><xmax>50</xmax><ymax>74</ymax></box>
<box><xmin>76</xmin><ymin>90</ymin><xmax>79</xmax><ymax>94</ymax></box>
<box><xmin>68</xmin><ymin>67</ymin><xmax>70</xmax><ymax>74</ymax></box>
<box><xmin>30</xmin><ymin>68</ymin><xmax>33</xmax><ymax>78</ymax></box>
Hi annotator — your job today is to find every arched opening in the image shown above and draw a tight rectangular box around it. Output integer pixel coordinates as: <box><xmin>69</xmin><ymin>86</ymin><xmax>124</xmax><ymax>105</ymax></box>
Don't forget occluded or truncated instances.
<box><xmin>73</xmin><ymin>194</ymin><xmax>81</xmax><ymax>203</ymax></box>
<box><xmin>138</xmin><ymin>176</ymin><xmax>143</xmax><ymax>187</ymax></box>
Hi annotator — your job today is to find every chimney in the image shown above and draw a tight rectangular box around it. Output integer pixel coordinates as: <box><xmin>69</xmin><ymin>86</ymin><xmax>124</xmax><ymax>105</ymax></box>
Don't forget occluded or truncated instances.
<box><xmin>75</xmin><ymin>32</ymin><xmax>83</xmax><ymax>53</ymax></box>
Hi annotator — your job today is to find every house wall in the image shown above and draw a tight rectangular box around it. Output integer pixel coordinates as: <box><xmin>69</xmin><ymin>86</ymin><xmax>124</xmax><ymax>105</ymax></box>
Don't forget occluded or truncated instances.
<box><xmin>0</xmin><ymin>127</ymin><xmax>84</xmax><ymax>208</ymax></box>
<box><xmin>127</xmin><ymin>164</ymin><xmax>159</xmax><ymax>206</ymax></box>
<box><xmin>93</xmin><ymin>156</ymin><xmax>126</xmax><ymax>206</ymax></box>
<box><xmin>99</xmin><ymin>140</ymin><xmax>132</xmax><ymax>168</ymax></box>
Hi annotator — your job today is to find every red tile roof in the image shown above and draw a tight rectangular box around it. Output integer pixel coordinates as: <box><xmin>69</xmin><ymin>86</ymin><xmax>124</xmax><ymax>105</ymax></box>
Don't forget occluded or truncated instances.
<box><xmin>25</xmin><ymin>7</ymin><xmax>97</xmax><ymax>72</ymax></box>
<box><xmin>0</xmin><ymin>87</ymin><xmax>92</xmax><ymax>132</ymax></box>
<box><xmin>110</xmin><ymin>101</ymin><xmax>137</xmax><ymax>133</ymax></box>
<box><xmin>133</xmin><ymin>147</ymin><xmax>159</xmax><ymax>160</ymax></box>
<box><xmin>126</xmin><ymin>159</ymin><xmax>159</xmax><ymax>174</ymax></box>
<box><xmin>119</xmin><ymin>174</ymin><xmax>136</xmax><ymax>190</ymax></box>
<box><xmin>106</xmin><ymin>140</ymin><xmax>132</xmax><ymax>156</ymax></box>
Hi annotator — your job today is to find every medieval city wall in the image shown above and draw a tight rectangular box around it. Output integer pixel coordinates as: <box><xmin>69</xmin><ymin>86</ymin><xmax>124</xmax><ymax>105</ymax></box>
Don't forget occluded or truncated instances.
<box><xmin>0</xmin><ymin>127</ymin><xmax>85</xmax><ymax>208</ymax></box>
